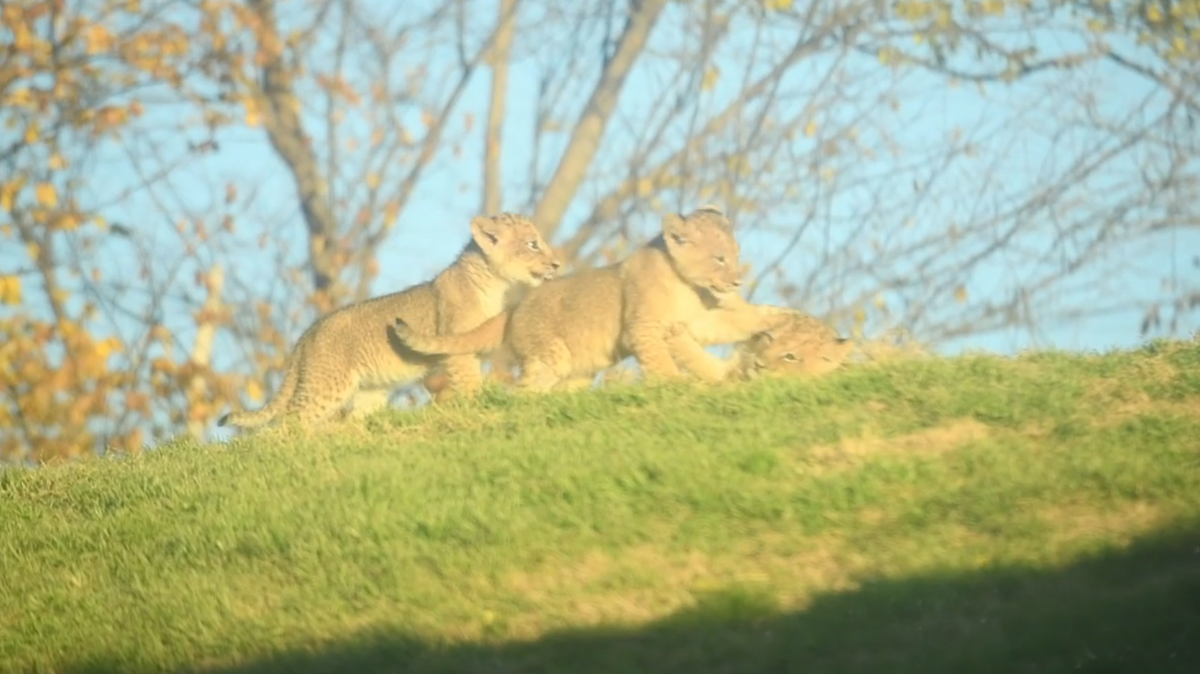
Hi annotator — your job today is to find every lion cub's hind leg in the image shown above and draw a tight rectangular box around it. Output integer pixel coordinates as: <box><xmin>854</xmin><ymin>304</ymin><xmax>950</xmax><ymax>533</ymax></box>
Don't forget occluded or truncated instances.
<box><xmin>282</xmin><ymin>353</ymin><xmax>362</xmax><ymax>427</ymax></box>
<box><xmin>345</xmin><ymin>389</ymin><xmax>393</xmax><ymax>420</ymax></box>
<box><xmin>515</xmin><ymin>339</ymin><xmax>575</xmax><ymax>393</ymax></box>
<box><xmin>433</xmin><ymin>353</ymin><xmax>487</xmax><ymax>403</ymax></box>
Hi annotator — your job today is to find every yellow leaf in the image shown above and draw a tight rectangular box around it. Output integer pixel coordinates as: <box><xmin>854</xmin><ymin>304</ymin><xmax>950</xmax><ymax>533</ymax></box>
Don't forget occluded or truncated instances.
<box><xmin>35</xmin><ymin>183</ymin><xmax>57</xmax><ymax>208</ymax></box>
<box><xmin>11</xmin><ymin>22</ymin><xmax>33</xmax><ymax>53</ymax></box>
<box><xmin>383</xmin><ymin>201</ymin><xmax>400</xmax><ymax>227</ymax></box>
<box><xmin>48</xmin><ymin>153</ymin><xmax>67</xmax><ymax>170</ymax></box>
<box><xmin>764</xmin><ymin>0</ymin><xmax>793</xmax><ymax>10</ymax></box>
<box><xmin>55</xmin><ymin>213</ymin><xmax>82</xmax><ymax>231</ymax></box>
<box><xmin>26</xmin><ymin>241</ymin><xmax>40</xmax><ymax>260</ymax></box>
<box><xmin>726</xmin><ymin>155</ymin><xmax>751</xmax><ymax>176</ymax></box>
<box><xmin>635</xmin><ymin>178</ymin><xmax>653</xmax><ymax>197</ymax></box>
<box><xmin>1147</xmin><ymin>4</ymin><xmax>1163</xmax><ymax>23</ymax></box>
<box><xmin>5</xmin><ymin>87</ymin><xmax>32</xmax><ymax>108</ymax></box>
<box><xmin>701</xmin><ymin>67</ymin><xmax>720</xmax><ymax>92</ymax></box>
<box><xmin>954</xmin><ymin>285</ymin><xmax>968</xmax><ymax>303</ymax></box>
<box><xmin>365</xmin><ymin>172</ymin><xmax>380</xmax><ymax>190</ymax></box>
<box><xmin>934</xmin><ymin>6</ymin><xmax>952</xmax><ymax>28</ymax></box>
<box><xmin>95</xmin><ymin>337</ymin><xmax>122</xmax><ymax>359</ymax></box>
<box><xmin>24</xmin><ymin>123</ymin><xmax>39</xmax><ymax>145</ymax></box>
<box><xmin>246</xmin><ymin>378</ymin><xmax>264</xmax><ymax>403</ymax></box>
<box><xmin>804</xmin><ymin>120</ymin><xmax>818</xmax><ymax>138</ymax></box>
<box><xmin>244</xmin><ymin>97</ymin><xmax>261</xmax><ymax>127</ymax></box>
<box><xmin>0</xmin><ymin>179</ymin><xmax>23</xmax><ymax>211</ymax></box>
<box><xmin>86</xmin><ymin>23</ymin><xmax>113</xmax><ymax>54</ymax></box>
<box><xmin>0</xmin><ymin>275</ymin><xmax>21</xmax><ymax>305</ymax></box>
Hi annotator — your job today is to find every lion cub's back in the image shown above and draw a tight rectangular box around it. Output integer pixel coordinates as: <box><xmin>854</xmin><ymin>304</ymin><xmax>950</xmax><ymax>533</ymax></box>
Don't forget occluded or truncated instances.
<box><xmin>312</xmin><ymin>283</ymin><xmax>443</xmax><ymax>386</ymax></box>
<box><xmin>508</xmin><ymin>266</ymin><xmax>625</xmax><ymax>373</ymax></box>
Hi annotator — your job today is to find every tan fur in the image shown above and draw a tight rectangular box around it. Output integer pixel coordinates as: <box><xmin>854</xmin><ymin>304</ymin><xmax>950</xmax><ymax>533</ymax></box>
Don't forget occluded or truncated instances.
<box><xmin>217</xmin><ymin>213</ymin><xmax>560</xmax><ymax>430</ymax></box>
<box><xmin>393</xmin><ymin>205</ymin><xmax>798</xmax><ymax>391</ymax></box>
<box><xmin>667</xmin><ymin>312</ymin><xmax>854</xmax><ymax>382</ymax></box>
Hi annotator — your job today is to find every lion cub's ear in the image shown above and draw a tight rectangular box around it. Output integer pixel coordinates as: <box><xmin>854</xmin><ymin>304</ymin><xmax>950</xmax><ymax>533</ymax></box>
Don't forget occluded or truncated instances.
<box><xmin>662</xmin><ymin>212</ymin><xmax>697</xmax><ymax>247</ymax></box>
<box><xmin>750</xmin><ymin>329</ymin><xmax>776</xmax><ymax>349</ymax></box>
<box><xmin>471</xmin><ymin>214</ymin><xmax>509</xmax><ymax>252</ymax></box>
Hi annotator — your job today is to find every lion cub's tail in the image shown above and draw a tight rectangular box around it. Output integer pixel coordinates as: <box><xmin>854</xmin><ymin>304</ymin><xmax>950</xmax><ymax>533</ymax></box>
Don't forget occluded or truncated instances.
<box><xmin>394</xmin><ymin>311</ymin><xmax>509</xmax><ymax>356</ymax></box>
<box><xmin>217</xmin><ymin>347</ymin><xmax>301</xmax><ymax>429</ymax></box>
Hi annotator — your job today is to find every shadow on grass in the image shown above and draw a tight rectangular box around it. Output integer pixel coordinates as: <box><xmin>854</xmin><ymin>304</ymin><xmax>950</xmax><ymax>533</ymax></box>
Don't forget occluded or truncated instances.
<box><xmin>73</xmin><ymin>522</ymin><xmax>1200</xmax><ymax>674</ymax></box>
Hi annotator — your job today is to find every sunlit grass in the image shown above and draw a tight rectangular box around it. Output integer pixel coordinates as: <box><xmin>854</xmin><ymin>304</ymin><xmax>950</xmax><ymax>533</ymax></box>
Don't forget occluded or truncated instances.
<box><xmin>3</xmin><ymin>339</ymin><xmax>1199</xmax><ymax>673</ymax></box>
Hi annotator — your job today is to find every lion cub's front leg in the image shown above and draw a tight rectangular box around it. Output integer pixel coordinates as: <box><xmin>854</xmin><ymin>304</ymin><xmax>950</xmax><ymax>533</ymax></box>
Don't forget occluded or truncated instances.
<box><xmin>625</xmin><ymin>320</ymin><xmax>685</xmax><ymax>382</ymax></box>
<box><xmin>665</xmin><ymin>299</ymin><xmax>799</xmax><ymax>383</ymax></box>
<box><xmin>688</xmin><ymin>299</ymin><xmax>799</xmax><ymax>346</ymax></box>
<box><xmin>664</xmin><ymin>323</ymin><xmax>732</xmax><ymax>383</ymax></box>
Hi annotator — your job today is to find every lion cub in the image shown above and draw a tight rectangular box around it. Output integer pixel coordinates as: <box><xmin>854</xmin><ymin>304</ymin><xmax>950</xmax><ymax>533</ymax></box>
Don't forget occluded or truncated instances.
<box><xmin>668</xmin><ymin>312</ymin><xmax>854</xmax><ymax>382</ymax></box>
<box><xmin>392</xmin><ymin>205</ymin><xmax>798</xmax><ymax>391</ymax></box>
<box><xmin>218</xmin><ymin>213</ymin><xmax>560</xmax><ymax>429</ymax></box>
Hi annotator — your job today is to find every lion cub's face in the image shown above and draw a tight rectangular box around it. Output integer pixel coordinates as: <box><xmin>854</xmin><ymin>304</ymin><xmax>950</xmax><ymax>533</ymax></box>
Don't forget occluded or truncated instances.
<box><xmin>471</xmin><ymin>213</ymin><xmax>561</xmax><ymax>287</ymax></box>
<box><xmin>662</xmin><ymin>205</ymin><xmax>743</xmax><ymax>298</ymax></box>
<box><xmin>745</xmin><ymin>315</ymin><xmax>854</xmax><ymax>379</ymax></box>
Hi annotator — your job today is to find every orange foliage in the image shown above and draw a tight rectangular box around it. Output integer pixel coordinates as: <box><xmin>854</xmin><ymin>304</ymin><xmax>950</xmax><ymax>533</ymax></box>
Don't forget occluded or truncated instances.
<box><xmin>0</xmin><ymin>315</ymin><xmax>128</xmax><ymax>460</ymax></box>
<box><xmin>0</xmin><ymin>0</ymin><xmax>419</xmax><ymax>460</ymax></box>
<box><xmin>0</xmin><ymin>0</ymin><xmax>249</xmax><ymax>462</ymax></box>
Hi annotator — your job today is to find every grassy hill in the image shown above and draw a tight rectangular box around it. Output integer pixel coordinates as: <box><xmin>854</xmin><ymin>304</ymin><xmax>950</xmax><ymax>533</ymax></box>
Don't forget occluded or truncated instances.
<box><xmin>3</xmin><ymin>341</ymin><xmax>1200</xmax><ymax>674</ymax></box>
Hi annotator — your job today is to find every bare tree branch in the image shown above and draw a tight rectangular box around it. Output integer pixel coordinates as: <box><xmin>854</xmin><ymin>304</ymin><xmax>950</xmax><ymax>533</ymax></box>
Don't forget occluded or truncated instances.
<box><xmin>244</xmin><ymin>0</ymin><xmax>342</xmax><ymax>302</ymax></box>
<box><xmin>530</xmin><ymin>0</ymin><xmax>669</xmax><ymax>238</ymax></box>
<box><xmin>483</xmin><ymin>0</ymin><xmax>519</xmax><ymax>214</ymax></box>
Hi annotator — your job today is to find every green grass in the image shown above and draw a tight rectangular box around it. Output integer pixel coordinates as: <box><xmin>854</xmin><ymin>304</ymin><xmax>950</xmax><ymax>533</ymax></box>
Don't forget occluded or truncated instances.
<box><xmin>3</xmin><ymin>339</ymin><xmax>1200</xmax><ymax>674</ymax></box>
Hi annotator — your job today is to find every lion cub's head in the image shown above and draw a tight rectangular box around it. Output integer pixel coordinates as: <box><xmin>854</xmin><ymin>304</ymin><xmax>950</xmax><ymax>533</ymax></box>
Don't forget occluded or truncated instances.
<box><xmin>471</xmin><ymin>212</ymin><xmax>561</xmax><ymax>287</ymax></box>
<box><xmin>742</xmin><ymin>314</ymin><xmax>854</xmax><ymax>379</ymax></box>
<box><xmin>662</xmin><ymin>205</ymin><xmax>743</xmax><ymax>299</ymax></box>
